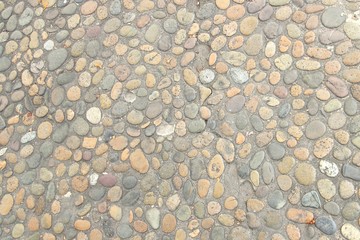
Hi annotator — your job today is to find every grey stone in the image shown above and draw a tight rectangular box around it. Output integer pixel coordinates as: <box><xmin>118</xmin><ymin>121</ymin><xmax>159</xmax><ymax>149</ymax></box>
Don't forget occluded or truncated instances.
<box><xmin>212</xmin><ymin>75</ymin><xmax>230</xmax><ymax>90</ymax></box>
<box><xmin>194</xmin><ymin>201</ymin><xmax>205</xmax><ymax>219</ymax></box>
<box><xmin>0</xmin><ymin>116</ymin><xmax>5</xmax><ymax>130</ymax></box>
<box><xmin>307</xmin><ymin>98</ymin><xmax>319</xmax><ymax>116</ymax></box>
<box><xmin>302</xmin><ymin>191</ymin><xmax>321</xmax><ymax>208</ymax></box>
<box><xmin>117</xmin><ymin>224</ymin><xmax>133</xmax><ymax>239</ymax></box>
<box><xmin>86</xmin><ymin>40</ymin><xmax>100</xmax><ymax>58</ymax></box>
<box><xmin>264</xmin><ymin>211</ymin><xmax>282</xmax><ymax>229</ymax></box>
<box><xmin>27</xmin><ymin>153</ymin><xmax>41</xmax><ymax>169</ymax></box>
<box><xmin>72</xmin><ymin>118</ymin><xmax>89</xmax><ymax>136</ymax></box>
<box><xmin>57</xmin><ymin>72</ymin><xmax>76</xmax><ymax>85</ymax></box>
<box><xmin>235</xmin><ymin>113</ymin><xmax>249</xmax><ymax>130</ymax></box>
<box><xmin>342</xmin><ymin>164</ymin><xmax>360</xmax><ymax>181</ymax></box>
<box><xmin>121</xmin><ymin>191</ymin><xmax>140</xmax><ymax>206</ymax></box>
<box><xmin>1</xmin><ymin>7</ymin><xmax>13</xmax><ymax>19</ymax></box>
<box><xmin>145</xmin><ymin>208</ymin><xmax>160</xmax><ymax>229</ymax></box>
<box><xmin>101</xmin><ymin>75</ymin><xmax>116</xmax><ymax>91</ymax></box>
<box><xmin>250</xmin><ymin>115</ymin><xmax>264</xmax><ymax>131</ymax></box>
<box><xmin>110</xmin><ymin>0</ymin><xmax>122</xmax><ymax>15</ymax></box>
<box><xmin>48</xmin><ymin>48</ymin><xmax>68</xmax><ymax>71</ymax></box>
<box><xmin>284</xmin><ymin>70</ymin><xmax>298</xmax><ymax>84</ymax></box>
<box><xmin>267</xmin><ymin>142</ymin><xmax>285</xmax><ymax>160</ymax></box>
<box><xmin>344</xmin><ymin>98</ymin><xmax>357</xmax><ymax>116</ymax></box>
<box><xmin>268</xmin><ymin>190</ymin><xmax>286</xmax><ymax>209</ymax></box>
<box><xmin>197</xmin><ymin>3</ymin><xmax>216</xmax><ymax>19</ymax></box>
<box><xmin>263</xmin><ymin>21</ymin><xmax>281</xmax><ymax>39</ymax></box>
<box><xmin>21</xmin><ymin>171</ymin><xmax>36</xmax><ymax>185</ymax></box>
<box><xmin>19</xmin><ymin>7</ymin><xmax>33</xmax><ymax>26</ymax></box>
<box><xmin>6</xmin><ymin>15</ymin><xmax>17</xmax><ymax>32</ymax></box>
<box><xmin>278</xmin><ymin>103</ymin><xmax>291</xmax><ymax>118</ymax></box>
<box><xmin>52</xmin><ymin>123</ymin><xmax>68</xmax><ymax>143</ymax></box>
<box><xmin>21</xmin><ymin>131</ymin><xmax>36</xmax><ymax>144</ymax></box>
<box><xmin>40</xmin><ymin>141</ymin><xmax>54</xmax><ymax>158</ymax></box>
<box><xmin>190</xmin><ymin>158</ymin><xmax>204</xmax><ymax>180</ymax></box>
<box><xmin>103</xmin><ymin>18</ymin><xmax>121</xmax><ymax>33</ymax></box>
<box><xmin>0</xmin><ymin>57</ymin><xmax>11</xmax><ymax>72</ymax></box>
<box><xmin>158</xmin><ymin>35</ymin><xmax>172</xmax><ymax>52</ymax></box>
<box><xmin>163</xmin><ymin>19</ymin><xmax>178</xmax><ymax>34</ymax></box>
<box><xmin>324</xmin><ymin>202</ymin><xmax>340</xmax><ymax>216</ymax></box>
<box><xmin>227</xmin><ymin>68</ymin><xmax>249</xmax><ymax>84</ymax></box>
<box><xmin>250</xmin><ymin>151</ymin><xmax>265</xmax><ymax>169</ymax></box>
<box><xmin>226</xmin><ymin>95</ymin><xmax>245</xmax><ymax>113</ymax></box>
<box><xmin>321</xmin><ymin>8</ymin><xmax>345</xmax><ymax>28</ymax></box>
<box><xmin>315</xmin><ymin>216</ymin><xmax>337</xmax><ymax>235</ymax></box>
<box><xmin>184</xmin><ymin>86</ymin><xmax>197</xmax><ymax>102</ymax></box>
<box><xmin>199</xmin><ymin>69</ymin><xmax>215</xmax><ymax>84</ymax></box>
<box><xmin>183</xmin><ymin>180</ymin><xmax>196</xmax><ymax>204</ymax></box>
<box><xmin>61</xmin><ymin>3</ymin><xmax>76</xmax><ymax>14</ymax></box>
<box><xmin>112</xmin><ymin>101</ymin><xmax>128</xmax><ymax>118</ymax></box>
<box><xmin>305</xmin><ymin>120</ymin><xmax>326</xmax><ymax>139</ymax></box>
<box><xmin>55</xmin><ymin>30</ymin><xmax>69</xmax><ymax>42</ymax></box>
<box><xmin>89</xmin><ymin>187</ymin><xmax>106</xmax><ymax>201</ymax></box>
<box><xmin>145</xmin><ymin>24</ymin><xmax>160</xmax><ymax>43</ymax></box>
<box><xmin>188</xmin><ymin>119</ymin><xmax>206</xmax><ymax>133</ymax></box>
<box><xmin>247</xmin><ymin>0</ymin><xmax>266</xmax><ymax>13</ymax></box>
<box><xmin>302</xmin><ymin>71</ymin><xmax>324</xmax><ymax>88</ymax></box>
<box><xmin>146</xmin><ymin>101</ymin><xmax>163</xmax><ymax>119</ymax></box>
<box><xmin>211</xmin><ymin>226</ymin><xmax>225</xmax><ymax>240</ymax></box>
<box><xmin>238</xmin><ymin>164</ymin><xmax>250</xmax><ymax>179</ymax></box>
<box><xmin>259</xmin><ymin>4</ymin><xmax>274</xmax><ymax>21</ymax></box>
<box><xmin>184</xmin><ymin>103</ymin><xmax>199</xmax><ymax>119</ymax></box>
<box><xmin>159</xmin><ymin>163</ymin><xmax>176</xmax><ymax>179</ymax></box>
<box><xmin>342</xmin><ymin>202</ymin><xmax>360</xmax><ymax>221</ymax></box>
<box><xmin>319</xmin><ymin>30</ymin><xmax>346</xmax><ymax>45</ymax></box>
<box><xmin>262</xmin><ymin>161</ymin><xmax>274</xmax><ymax>184</ymax></box>
<box><xmin>176</xmin><ymin>205</ymin><xmax>191</xmax><ymax>221</ymax></box>
<box><xmin>122</xmin><ymin>176</ymin><xmax>137</xmax><ymax>189</ymax></box>
<box><xmin>244</xmin><ymin>34</ymin><xmax>263</xmax><ymax>56</ymax></box>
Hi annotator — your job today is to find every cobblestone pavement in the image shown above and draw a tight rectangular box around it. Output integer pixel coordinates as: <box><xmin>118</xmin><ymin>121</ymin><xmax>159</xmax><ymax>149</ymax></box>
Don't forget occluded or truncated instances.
<box><xmin>0</xmin><ymin>0</ymin><xmax>360</xmax><ymax>239</ymax></box>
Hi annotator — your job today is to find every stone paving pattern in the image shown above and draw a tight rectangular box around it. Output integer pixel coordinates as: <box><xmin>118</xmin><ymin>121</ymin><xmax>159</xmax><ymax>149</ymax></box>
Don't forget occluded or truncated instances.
<box><xmin>0</xmin><ymin>0</ymin><xmax>360</xmax><ymax>239</ymax></box>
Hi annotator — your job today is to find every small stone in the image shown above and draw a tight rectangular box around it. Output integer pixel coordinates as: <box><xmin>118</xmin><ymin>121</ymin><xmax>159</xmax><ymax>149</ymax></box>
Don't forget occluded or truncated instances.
<box><xmin>267</xmin><ymin>142</ymin><xmax>285</xmax><ymax>160</ymax></box>
<box><xmin>313</xmin><ymin>138</ymin><xmax>334</xmax><ymax>159</ymax></box>
<box><xmin>342</xmin><ymin>164</ymin><xmax>360</xmax><ymax>181</ymax></box>
<box><xmin>48</xmin><ymin>48</ymin><xmax>68</xmax><ymax>71</ymax></box>
<box><xmin>295</xmin><ymin>163</ymin><xmax>316</xmax><ymax>185</ymax></box>
<box><xmin>341</xmin><ymin>223</ymin><xmax>360</xmax><ymax>240</ymax></box>
<box><xmin>207</xmin><ymin>154</ymin><xmax>224</xmax><ymax>178</ymax></box>
<box><xmin>286</xmin><ymin>208</ymin><xmax>314</xmax><ymax>223</ymax></box>
<box><xmin>86</xmin><ymin>107</ymin><xmax>102</xmax><ymax>124</ymax></box>
<box><xmin>162</xmin><ymin>214</ymin><xmax>176</xmax><ymax>233</ymax></box>
<box><xmin>130</xmin><ymin>149</ymin><xmax>149</xmax><ymax>174</ymax></box>
<box><xmin>305</xmin><ymin>120</ymin><xmax>326</xmax><ymax>139</ymax></box>
<box><xmin>315</xmin><ymin>216</ymin><xmax>337</xmax><ymax>235</ymax></box>
<box><xmin>321</xmin><ymin>7</ymin><xmax>345</xmax><ymax>28</ymax></box>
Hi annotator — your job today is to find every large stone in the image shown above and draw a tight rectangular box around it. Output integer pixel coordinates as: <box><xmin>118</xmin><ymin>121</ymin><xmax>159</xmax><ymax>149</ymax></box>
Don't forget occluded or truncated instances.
<box><xmin>130</xmin><ymin>149</ymin><xmax>149</xmax><ymax>173</ymax></box>
<box><xmin>48</xmin><ymin>48</ymin><xmax>68</xmax><ymax>71</ymax></box>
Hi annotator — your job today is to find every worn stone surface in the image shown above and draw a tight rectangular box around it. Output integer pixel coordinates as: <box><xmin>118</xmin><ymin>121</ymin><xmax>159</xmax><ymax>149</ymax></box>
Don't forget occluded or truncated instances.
<box><xmin>0</xmin><ymin>0</ymin><xmax>356</xmax><ymax>238</ymax></box>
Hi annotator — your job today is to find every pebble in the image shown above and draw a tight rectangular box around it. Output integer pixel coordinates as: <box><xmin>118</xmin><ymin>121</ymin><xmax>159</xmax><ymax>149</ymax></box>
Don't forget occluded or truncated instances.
<box><xmin>302</xmin><ymin>190</ymin><xmax>321</xmax><ymax>208</ymax></box>
<box><xmin>48</xmin><ymin>48</ymin><xmax>68</xmax><ymax>71</ymax></box>
<box><xmin>315</xmin><ymin>216</ymin><xmax>337</xmax><ymax>235</ymax></box>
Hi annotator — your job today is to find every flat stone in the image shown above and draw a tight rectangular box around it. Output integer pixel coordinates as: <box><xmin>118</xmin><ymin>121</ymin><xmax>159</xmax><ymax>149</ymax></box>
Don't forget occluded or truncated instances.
<box><xmin>0</xmin><ymin>57</ymin><xmax>11</xmax><ymax>72</ymax></box>
<box><xmin>313</xmin><ymin>137</ymin><xmax>334</xmax><ymax>159</ymax></box>
<box><xmin>342</xmin><ymin>202</ymin><xmax>360</xmax><ymax>221</ymax></box>
<box><xmin>247</xmin><ymin>0</ymin><xmax>266</xmax><ymax>13</ymax></box>
<box><xmin>341</xmin><ymin>223</ymin><xmax>360</xmax><ymax>240</ymax></box>
<box><xmin>324</xmin><ymin>202</ymin><xmax>340</xmax><ymax>216</ymax></box>
<box><xmin>305</xmin><ymin>120</ymin><xmax>326</xmax><ymax>139</ymax></box>
<box><xmin>302</xmin><ymin>190</ymin><xmax>321</xmax><ymax>209</ymax></box>
<box><xmin>117</xmin><ymin>224</ymin><xmax>133</xmax><ymax>238</ymax></box>
<box><xmin>342</xmin><ymin>164</ymin><xmax>360</xmax><ymax>181</ymax></box>
<box><xmin>326</xmin><ymin>76</ymin><xmax>348</xmax><ymax>98</ymax></box>
<box><xmin>319</xmin><ymin>160</ymin><xmax>339</xmax><ymax>177</ymax></box>
<box><xmin>227</xmin><ymin>68</ymin><xmax>249</xmax><ymax>84</ymax></box>
<box><xmin>268</xmin><ymin>190</ymin><xmax>286</xmax><ymax>209</ymax></box>
<box><xmin>321</xmin><ymin>7</ymin><xmax>345</xmax><ymax>28</ymax></box>
<box><xmin>267</xmin><ymin>142</ymin><xmax>285</xmax><ymax>160</ymax></box>
<box><xmin>48</xmin><ymin>48</ymin><xmax>68</xmax><ymax>71</ymax></box>
<box><xmin>145</xmin><ymin>208</ymin><xmax>160</xmax><ymax>229</ymax></box>
<box><xmin>295</xmin><ymin>163</ymin><xmax>316</xmax><ymax>185</ymax></box>
<box><xmin>315</xmin><ymin>216</ymin><xmax>337</xmax><ymax>235</ymax></box>
<box><xmin>319</xmin><ymin>30</ymin><xmax>346</xmax><ymax>44</ymax></box>
<box><xmin>344</xmin><ymin>22</ymin><xmax>360</xmax><ymax>40</ymax></box>
<box><xmin>226</xmin><ymin>95</ymin><xmax>245</xmax><ymax>113</ymax></box>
